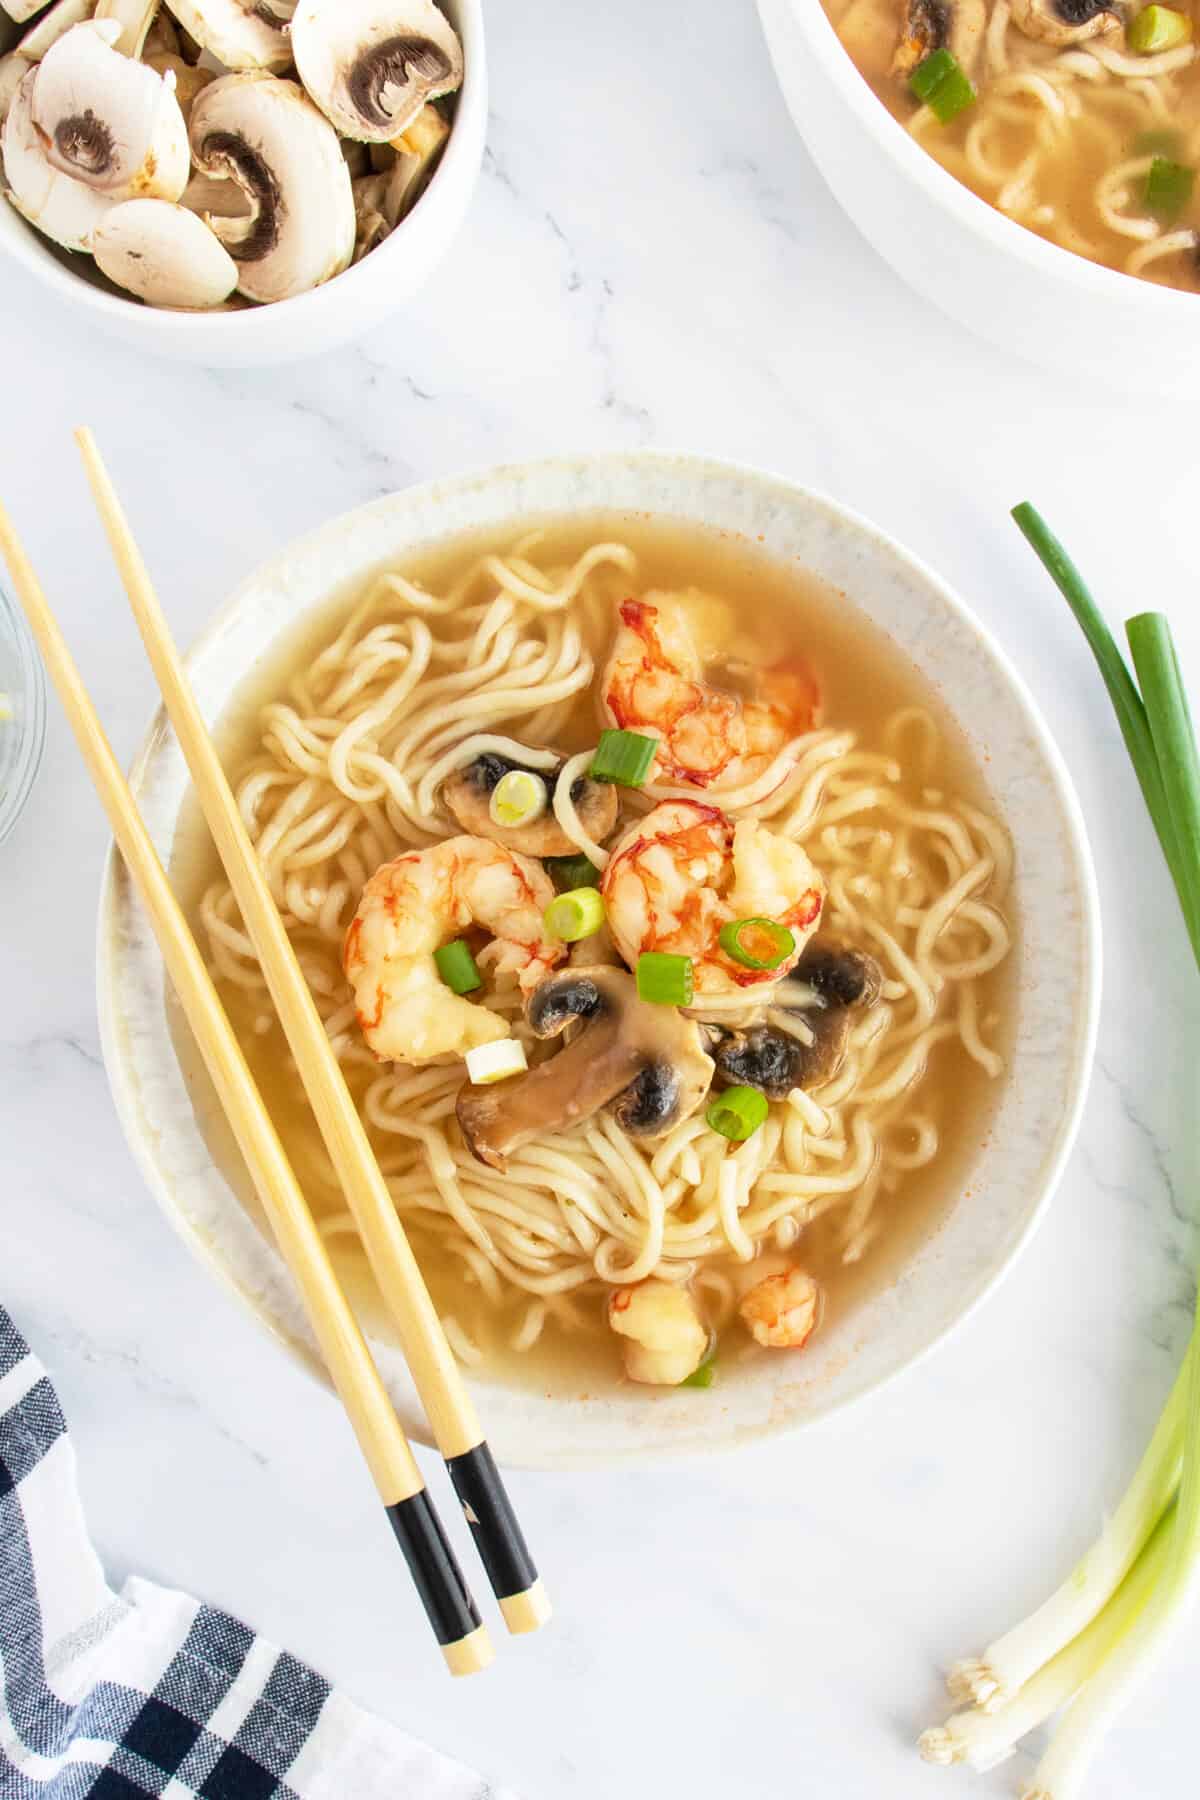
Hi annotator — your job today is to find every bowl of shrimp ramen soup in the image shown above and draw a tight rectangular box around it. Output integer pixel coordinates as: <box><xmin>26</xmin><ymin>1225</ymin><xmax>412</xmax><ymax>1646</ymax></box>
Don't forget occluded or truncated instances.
<box><xmin>99</xmin><ymin>454</ymin><xmax>1099</xmax><ymax>1465</ymax></box>
<box><xmin>758</xmin><ymin>0</ymin><xmax>1200</xmax><ymax>386</ymax></box>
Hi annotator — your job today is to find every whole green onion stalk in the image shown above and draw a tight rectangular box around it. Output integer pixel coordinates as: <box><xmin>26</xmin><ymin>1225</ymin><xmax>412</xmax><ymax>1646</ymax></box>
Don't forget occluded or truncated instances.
<box><xmin>919</xmin><ymin>506</ymin><xmax>1200</xmax><ymax>1797</ymax></box>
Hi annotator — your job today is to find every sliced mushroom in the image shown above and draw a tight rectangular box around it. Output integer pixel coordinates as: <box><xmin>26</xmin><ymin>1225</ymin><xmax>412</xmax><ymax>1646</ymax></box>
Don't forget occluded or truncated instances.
<box><xmin>442</xmin><ymin>750</ymin><xmax>620</xmax><ymax>859</ymax></box>
<box><xmin>142</xmin><ymin>2</ymin><xmax>178</xmax><ymax>54</ymax></box>
<box><xmin>189</xmin><ymin>73</ymin><xmax>356</xmax><ymax>302</ymax></box>
<box><xmin>93</xmin><ymin>196</ymin><xmax>238</xmax><ymax>305</ymax></box>
<box><xmin>181</xmin><ymin>163</ymin><xmax>250</xmax><ymax>216</ymax></box>
<box><xmin>608</xmin><ymin>1281</ymin><xmax>708</xmax><ymax>1386</ymax></box>
<box><xmin>385</xmin><ymin>97</ymin><xmax>448</xmax><ymax>218</ymax></box>
<box><xmin>159</xmin><ymin>0</ymin><xmax>291</xmax><ymax>69</ymax></box>
<box><xmin>710</xmin><ymin>939</ymin><xmax>884</xmax><ymax>1099</ymax></box>
<box><xmin>0</xmin><ymin>49</ymin><xmax>32</xmax><ymax>124</ymax></box>
<box><xmin>19</xmin><ymin>0</ymin><xmax>97</xmax><ymax>60</ymax></box>
<box><xmin>456</xmin><ymin>966</ymin><xmax>714</xmax><ymax>1171</ymax></box>
<box><xmin>291</xmin><ymin>0</ymin><xmax>464</xmax><ymax>145</ymax></box>
<box><xmin>32</xmin><ymin>20</ymin><xmax>189</xmax><ymax>199</ymax></box>
<box><xmin>93</xmin><ymin>0</ymin><xmax>158</xmax><ymax>55</ymax></box>
<box><xmin>893</xmin><ymin>0</ymin><xmax>987</xmax><ymax>78</ymax></box>
<box><xmin>352</xmin><ymin>166</ymin><xmax>388</xmax><ymax>260</ymax></box>
<box><xmin>341</xmin><ymin>134</ymin><xmax>371</xmax><ymax>177</ymax></box>
<box><xmin>1</xmin><ymin>0</ymin><xmax>51</xmax><ymax>25</ymax></box>
<box><xmin>145</xmin><ymin>50</ymin><xmax>212</xmax><ymax>120</ymax></box>
<box><xmin>1010</xmin><ymin>0</ymin><xmax>1124</xmax><ymax>43</ymax></box>
<box><xmin>2</xmin><ymin>64</ymin><xmax>115</xmax><ymax>247</ymax></box>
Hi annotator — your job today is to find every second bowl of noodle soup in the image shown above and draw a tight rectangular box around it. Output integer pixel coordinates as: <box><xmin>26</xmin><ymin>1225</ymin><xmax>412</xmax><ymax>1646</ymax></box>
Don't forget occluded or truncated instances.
<box><xmin>98</xmin><ymin>454</ymin><xmax>1099</xmax><ymax>1464</ymax></box>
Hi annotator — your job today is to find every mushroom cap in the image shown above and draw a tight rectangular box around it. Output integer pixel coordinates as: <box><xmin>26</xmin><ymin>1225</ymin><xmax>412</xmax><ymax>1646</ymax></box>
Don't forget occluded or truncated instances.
<box><xmin>32</xmin><ymin>19</ymin><xmax>189</xmax><ymax>199</ymax></box>
<box><xmin>189</xmin><ymin>72</ymin><xmax>356</xmax><ymax>303</ymax></box>
<box><xmin>710</xmin><ymin>939</ymin><xmax>884</xmax><ymax>1099</ymax></box>
<box><xmin>2</xmin><ymin>64</ymin><xmax>115</xmax><ymax>249</ymax></box>
<box><xmin>20</xmin><ymin>0</ymin><xmax>99</xmax><ymax>62</ymax></box>
<box><xmin>0</xmin><ymin>51</ymin><xmax>33</xmax><ymax>127</ymax></box>
<box><xmin>442</xmin><ymin>750</ymin><xmax>620</xmax><ymax>860</ymax></box>
<box><xmin>93</xmin><ymin>0</ymin><xmax>160</xmax><ymax>56</ymax></box>
<box><xmin>291</xmin><ymin>0</ymin><xmax>464</xmax><ymax>145</ymax></box>
<box><xmin>1010</xmin><ymin>0</ymin><xmax>1122</xmax><ymax>42</ymax></box>
<box><xmin>93</xmin><ymin>196</ymin><xmax>238</xmax><ymax>306</ymax></box>
<box><xmin>457</xmin><ymin>966</ymin><xmax>714</xmax><ymax>1170</ymax></box>
<box><xmin>158</xmin><ymin>0</ymin><xmax>293</xmax><ymax>71</ymax></box>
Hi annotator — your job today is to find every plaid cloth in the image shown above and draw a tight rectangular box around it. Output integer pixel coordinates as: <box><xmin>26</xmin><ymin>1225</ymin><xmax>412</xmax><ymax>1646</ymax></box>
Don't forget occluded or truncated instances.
<box><xmin>0</xmin><ymin>1307</ymin><xmax>514</xmax><ymax>1800</ymax></box>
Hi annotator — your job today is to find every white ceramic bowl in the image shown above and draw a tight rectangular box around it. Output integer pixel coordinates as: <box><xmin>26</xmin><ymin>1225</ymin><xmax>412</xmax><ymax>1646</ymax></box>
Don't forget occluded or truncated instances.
<box><xmin>0</xmin><ymin>0</ymin><xmax>485</xmax><ymax>367</ymax></box>
<box><xmin>757</xmin><ymin>0</ymin><xmax>1200</xmax><ymax>389</ymax></box>
<box><xmin>97</xmin><ymin>452</ymin><xmax>1101</xmax><ymax>1468</ymax></box>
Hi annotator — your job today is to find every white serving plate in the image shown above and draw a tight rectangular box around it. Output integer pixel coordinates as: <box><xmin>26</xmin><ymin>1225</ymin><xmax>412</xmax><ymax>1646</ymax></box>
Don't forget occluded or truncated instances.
<box><xmin>97</xmin><ymin>451</ymin><xmax>1101</xmax><ymax>1467</ymax></box>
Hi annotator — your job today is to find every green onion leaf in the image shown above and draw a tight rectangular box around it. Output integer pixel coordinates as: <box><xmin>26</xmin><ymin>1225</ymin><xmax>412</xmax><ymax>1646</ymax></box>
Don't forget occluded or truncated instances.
<box><xmin>589</xmin><ymin>728</ymin><xmax>658</xmax><ymax>788</ymax></box>
<box><xmin>490</xmin><ymin>768</ymin><xmax>547</xmax><ymax>829</ymax></box>
<box><xmin>544</xmin><ymin>887</ymin><xmax>606</xmax><ymax>943</ymax></box>
<box><xmin>545</xmin><ymin>852</ymin><xmax>600</xmax><ymax>892</ymax></box>
<box><xmin>636</xmin><ymin>951</ymin><xmax>694</xmax><ymax>1006</ymax></box>
<box><xmin>433</xmin><ymin>939</ymin><xmax>482</xmax><ymax>994</ymax></box>
<box><xmin>1128</xmin><ymin>4</ymin><xmax>1192</xmax><ymax>51</ymax></box>
<box><xmin>706</xmin><ymin>1085</ymin><xmax>769</xmax><ymax>1141</ymax></box>
<box><xmin>909</xmin><ymin>48</ymin><xmax>976</xmax><ymax>124</ymax></box>
<box><xmin>718</xmin><ymin>916</ymin><xmax>796</xmax><ymax>971</ymax></box>
<box><xmin>680</xmin><ymin>1356</ymin><xmax>716</xmax><ymax>1389</ymax></box>
<box><xmin>1144</xmin><ymin>155</ymin><xmax>1195</xmax><ymax>222</ymax></box>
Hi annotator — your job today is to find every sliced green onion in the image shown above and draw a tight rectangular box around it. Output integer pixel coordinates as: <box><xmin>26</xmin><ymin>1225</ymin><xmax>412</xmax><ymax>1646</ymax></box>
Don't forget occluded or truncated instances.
<box><xmin>544</xmin><ymin>887</ymin><xmax>606</xmax><ymax>942</ymax></box>
<box><xmin>1144</xmin><ymin>155</ymin><xmax>1195</xmax><ymax>222</ymax></box>
<box><xmin>635</xmin><ymin>951</ymin><xmax>694</xmax><ymax>1006</ymax></box>
<box><xmin>464</xmin><ymin>1038</ymin><xmax>528</xmax><ymax>1084</ymax></box>
<box><xmin>718</xmin><ymin>916</ymin><xmax>795</xmax><ymax>971</ymax></box>
<box><xmin>490</xmin><ymin>768</ymin><xmax>547</xmax><ymax>829</ymax></box>
<box><xmin>706</xmin><ymin>1085</ymin><xmax>769</xmax><ymax>1141</ymax></box>
<box><xmin>680</xmin><ymin>1356</ymin><xmax>716</xmax><ymax>1389</ymax></box>
<box><xmin>1128</xmin><ymin>4</ymin><xmax>1192</xmax><ymax>51</ymax></box>
<box><xmin>588</xmin><ymin>728</ymin><xmax>658</xmax><ymax>788</ymax></box>
<box><xmin>433</xmin><ymin>939</ymin><xmax>482</xmax><ymax>994</ymax></box>
<box><xmin>545</xmin><ymin>852</ymin><xmax>600</xmax><ymax>892</ymax></box>
<box><xmin>909</xmin><ymin>48</ymin><xmax>976</xmax><ymax>124</ymax></box>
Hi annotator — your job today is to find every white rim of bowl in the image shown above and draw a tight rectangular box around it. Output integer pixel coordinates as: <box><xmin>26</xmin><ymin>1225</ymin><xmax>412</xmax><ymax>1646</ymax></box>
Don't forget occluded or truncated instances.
<box><xmin>782</xmin><ymin>0</ymin><xmax>1200</xmax><ymax>317</ymax></box>
<box><xmin>95</xmin><ymin>450</ymin><xmax>1102</xmax><ymax>1462</ymax></box>
<box><xmin>0</xmin><ymin>0</ymin><xmax>483</xmax><ymax>341</ymax></box>
<box><xmin>0</xmin><ymin>581</ymin><xmax>47</xmax><ymax>847</ymax></box>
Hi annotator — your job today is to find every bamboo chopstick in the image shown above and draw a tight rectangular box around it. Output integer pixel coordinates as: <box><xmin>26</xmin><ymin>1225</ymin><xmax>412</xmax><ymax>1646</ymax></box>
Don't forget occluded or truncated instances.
<box><xmin>76</xmin><ymin>429</ymin><xmax>550</xmax><ymax>1639</ymax></box>
<box><xmin>0</xmin><ymin>499</ymin><xmax>493</xmax><ymax>1679</ymax></box>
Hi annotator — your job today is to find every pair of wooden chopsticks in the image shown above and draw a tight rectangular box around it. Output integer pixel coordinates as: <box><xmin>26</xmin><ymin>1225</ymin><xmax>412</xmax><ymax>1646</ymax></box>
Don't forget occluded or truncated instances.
<box><xmin>0</xmin><ymin>430</ymin><xmax>550</xmax><ymax>1676</ymax></box>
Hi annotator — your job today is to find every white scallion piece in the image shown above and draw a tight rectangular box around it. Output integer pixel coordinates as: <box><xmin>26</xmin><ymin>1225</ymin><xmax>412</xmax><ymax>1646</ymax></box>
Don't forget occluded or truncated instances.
<box><xmin>490</xmin><ymin>770</ymin><xmax>548</xmax><ymax>829</ymax></box>
<box><xmin>464</xmin><ymin>1038</ymin><xmax>529</xmax><ymax>1085</ymax></box>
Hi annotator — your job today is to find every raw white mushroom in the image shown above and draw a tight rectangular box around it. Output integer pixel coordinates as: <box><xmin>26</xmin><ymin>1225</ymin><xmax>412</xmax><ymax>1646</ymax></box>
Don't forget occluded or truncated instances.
<box><xmin>386</xmin><ymin>100</ymin><xmax>448</xmax><ymax>216</ymax></box>
<box><xmin>0</xmin><ymin>0</ymin><xmax>50</xmax><ymax>24</ymax></box>
<box><xmin>143</xmin><ymin>6</ymin><xmax>178</xmax><ymax>55</ymax></box>
<box><xmin>0</xmin><ymin>49</ymin><xmax>31</xmax><ymax>123</ymax></box>
<box><xmin>291</xmin><ymin>0</ymin><xmax>463</xmax><ymax>144</ymax></box>
<box><xmin>20</xmin><ymin>0</ymin><xmax>98</xmax><ymax>59</ymax></box>
<box><xmin>159</xmin><ymin>0</ymin><xmax>293</xmax><ymax>71</ymax></box>
<box><xmin>189</xmin><ymin>73</ymin><xmax>355</xmax><ymax>301</ymax></box>
<box><xmin>93</xmin><ymin>196</ymin><xmax>238</xmax><ymax>304</ymax></box>
<box><xmin>181</xmin><ymin>165</ymin><xmax>249</xmax><ymax>217</ymax></box>
<box><xmin>94</xmin><ymin>0</ymin><xmax>161</xmax><ymax>56</ymax></box>
<box><xmin>32</xmin><ymin>20</ymin><xmax>189</xmax><ymax>198</ymax></box>
<box><xmin>145</xmin><ymin>50</ymin><xmax>212</xmax><ymax>119</ymax></box>
<box><xmin>1</xmin><ymin>65</ymin><xmax>115</xmax><ymax>248</ymax></box>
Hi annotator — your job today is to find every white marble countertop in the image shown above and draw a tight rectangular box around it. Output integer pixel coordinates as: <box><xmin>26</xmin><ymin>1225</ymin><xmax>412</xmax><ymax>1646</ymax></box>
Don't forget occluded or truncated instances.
<box><xmin>1</xmin><ymin>0</ymin><xmax>1198</xmax><ymax>1795</ymax></box>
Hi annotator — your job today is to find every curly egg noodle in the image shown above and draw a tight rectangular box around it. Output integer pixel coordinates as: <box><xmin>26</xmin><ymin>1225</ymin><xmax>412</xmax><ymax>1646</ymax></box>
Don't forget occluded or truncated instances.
<box><xmin>197</xmin><ymin>532</ymin><xmax>1012</xmax><ymax>1374</ymax></box>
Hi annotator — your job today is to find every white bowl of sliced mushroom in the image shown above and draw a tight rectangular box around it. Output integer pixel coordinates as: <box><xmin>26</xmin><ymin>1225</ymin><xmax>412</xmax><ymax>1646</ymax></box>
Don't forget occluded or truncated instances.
<box><xmin>0</xmin><ymin>0</ymin><xmax>484</xmax><ymax>363</ymax></box>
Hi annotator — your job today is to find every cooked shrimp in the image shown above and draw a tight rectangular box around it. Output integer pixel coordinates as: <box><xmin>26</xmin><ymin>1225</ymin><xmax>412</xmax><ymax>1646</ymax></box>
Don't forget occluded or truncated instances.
<box><xmin>608</xmin><ymin>1279</ymin><xmax>708</xmax><ymax>1385</ymax></box>
<box><xmin>601</xmin><ymin>592</ymin><xmax>820</xmax><ymax>789</ymax></box>
<box><xmin>739</xmin><ymin>1267</ymin><xmax>821</xmax><ymax>1349</ymax></box>
<box><xmin>600</xmin><ymin>799</ymin><xmax>824</xmax><ymax>996</ymax></box>
<box><xmin>344</xmin><ymin>836</ymin><xmax>564</xmax><ymax>1065</ymax></box>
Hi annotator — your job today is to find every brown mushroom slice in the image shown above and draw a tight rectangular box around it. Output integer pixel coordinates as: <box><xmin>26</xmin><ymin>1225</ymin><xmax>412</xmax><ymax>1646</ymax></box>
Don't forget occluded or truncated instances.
<box><xmin>710</xmin><ymin>939</ymin><xmax>884</xmax><ymax>1099</ymax></box>
<box><xmin>442</xmin><ymin>751</ymin><xmax>619</xmax><ymax>859</ymax></box>
<box><xmin>893</xmin><ymin>0</ymin><xmax>987</xmax><ymax>78</ymax></box>
<box><xmin>456</xmin><ymin>966</ymin><xmax>714</xmax><ymax>1171</ymax></box>
<box><xmin>1010</xmin><ymin>0</ymin><xmax>1123</xmax><ymax>44</ymax></box>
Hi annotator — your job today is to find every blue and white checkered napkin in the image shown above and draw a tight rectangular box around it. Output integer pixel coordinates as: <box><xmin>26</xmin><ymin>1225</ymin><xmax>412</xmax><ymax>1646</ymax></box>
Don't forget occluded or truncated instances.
<box><xmin>0</xmin><ymin>1306</ymin><xmax>515</xmax><ymax>1800</ymax></box>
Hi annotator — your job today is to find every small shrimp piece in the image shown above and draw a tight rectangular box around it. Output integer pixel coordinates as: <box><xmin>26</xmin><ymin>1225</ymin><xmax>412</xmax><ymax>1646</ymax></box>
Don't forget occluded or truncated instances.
<box><xmin>608</xmin><ymin>1279</ymin><xmax>708</xmax><ymax>1386</ymax></box>
<box><xmin>601</xmin><ymin>798</ymin><xmax>824</xmax><ymax>996</ymax></box>
<box><xmin>739</xmin><ymin>1268</ymin><xmax>821</xmax><ymax>1349</ymax></box>
<box><xmin>344</xmin><ymin>836</ymin><xmax>564</xmax><ymax>1065</ymax></box>
<box><xmin>601</xmin><ymin>592</ymin><xmax>820</xmax><ymax>790</ymax></box>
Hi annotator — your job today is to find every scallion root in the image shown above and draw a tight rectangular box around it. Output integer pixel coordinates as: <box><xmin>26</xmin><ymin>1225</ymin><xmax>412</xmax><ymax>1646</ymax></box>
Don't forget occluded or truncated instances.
<box><xmin>946</xmin><ymin>1658</ymin><xmax>1001</xmax><ymax>1710</ymax></box>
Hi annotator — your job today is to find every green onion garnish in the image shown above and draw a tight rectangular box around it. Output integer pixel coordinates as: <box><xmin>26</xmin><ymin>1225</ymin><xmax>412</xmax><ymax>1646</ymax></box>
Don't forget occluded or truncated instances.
<box><xmin>909</xmin><ymin>48</ymin><xmax>976</xmax><ymax>124</ymax></box>
<box><xmin>1128</xmin><ymin>3</ymin><xmax>1192</xmax><ymax>51</ymax></box>
<box><xmin>433</xmin><ymin>939</ymin><xmax>482</xmax><ymax>994</ymax></box>
<box><xmin>718</xmin><ymin>916</ymin><xmax>795</xmax><ymax>971</ymax></box>
<box><xmin>706</xmin><ymin>1086</ymin><xmax>769</xmax><ymax>1141</ymax></box>
<box><xmin>544</xmin><ymin>852</ymin><xmax>600</xmax><ymax>892</ymax></box>
<box><xmin>635</xmin><ymin>951</ymin><xmax>694</xmax><ymax>1006</ymax></box>
<box><xmin>490</xmin><ymin>768</ymin><xmax>547</xmax><ymax>829</ymax></box>
<box><xmin>680</xmin><ymin>1356</ymin><xmax>716</xmax><ymax>1389</ymax></box>
<box><xmin>544</xmin><ymin>887</ymin><xmax>606</xmax><ymax>943</ymax></box>
<box><xmin>1144</xmin><ymin>155</ymin><xmax>1195</xmax><ymax>222</ymax></box>
<box><xmin>588</xmin><ymin>728</ymin><xmax>658</xmax><ymax>788</ymax></box>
